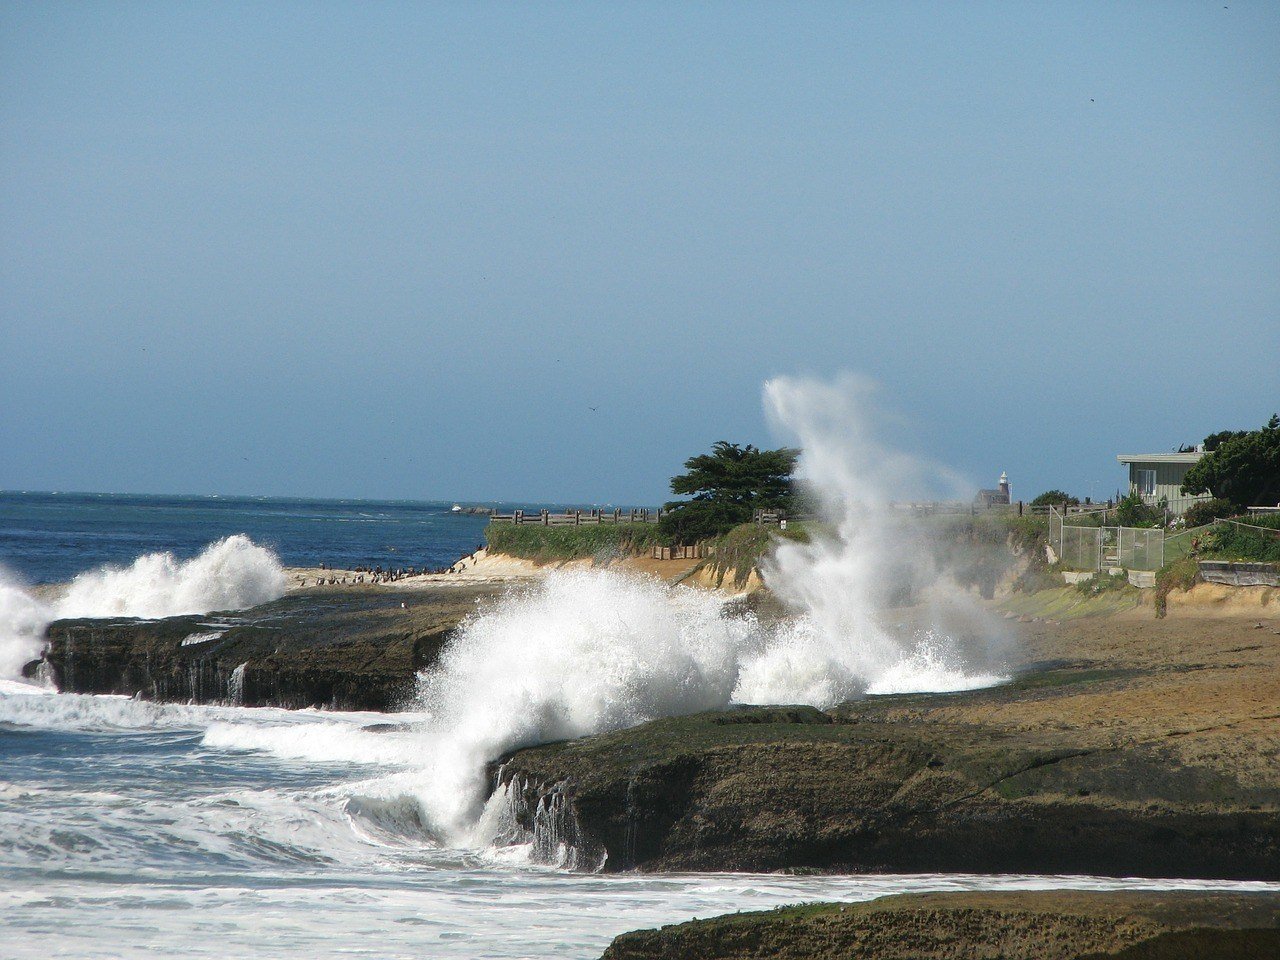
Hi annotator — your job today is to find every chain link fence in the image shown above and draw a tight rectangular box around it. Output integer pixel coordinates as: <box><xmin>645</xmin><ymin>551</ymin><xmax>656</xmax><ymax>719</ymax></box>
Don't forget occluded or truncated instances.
<box><xmin>1050</xmin><ymin>506</ymin><xmax>1167</xmax><ymax>573</ymax></box>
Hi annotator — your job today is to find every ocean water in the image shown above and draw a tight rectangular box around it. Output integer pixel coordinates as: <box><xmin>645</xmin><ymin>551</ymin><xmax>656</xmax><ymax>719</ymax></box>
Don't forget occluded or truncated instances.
<box><xmin>1</xmin><ymin>492</ymin><xmax>1275</xmax><ymax>957</ymax></box>
<box><xmin>2</xmin><ymin>688</ymin><xmax>1274</xmax><ymax>960</ymax></box>
<box><xmin>0</xmin><ymin>491</ymin><xmax>497</xmax><ymax>584</ymax></box>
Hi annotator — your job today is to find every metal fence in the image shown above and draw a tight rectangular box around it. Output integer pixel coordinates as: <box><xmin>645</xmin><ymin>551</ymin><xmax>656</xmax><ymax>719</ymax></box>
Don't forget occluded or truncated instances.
<box><xmin>1049</xmin><ymin>506</ymin><xmax>1167</xmax><ymax>573</ymax></box>
<box><xmin>1162</xmin><ymin>523</ymin><xmax>1217</xmax><ymax>565</ymax></box>
<box><xmin>1058</xmin><ymin>523</ymin><xmax>1103</xmax><ymax>571</ymax></box>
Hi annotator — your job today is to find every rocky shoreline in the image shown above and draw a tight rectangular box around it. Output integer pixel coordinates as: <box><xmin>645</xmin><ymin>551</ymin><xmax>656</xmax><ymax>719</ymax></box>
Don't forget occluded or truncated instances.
<box><xmin>23</xmin><ymin>558</ymin><xmax>1280</xmax><ymax>959</ymax></box>
<box><xmin>37</xmin><ymin>583</ymin><xmax>501</xmax><ymax>711</ymax></box>
<box><xmin>494</xmin><ymin>614</ymin><xmax>1280</xmax><ymax>879</ymax></box>
<box><xmin>600</xmin><ymin>890</ymin><xmax>1280</xmax><ymax>959</ymax></box>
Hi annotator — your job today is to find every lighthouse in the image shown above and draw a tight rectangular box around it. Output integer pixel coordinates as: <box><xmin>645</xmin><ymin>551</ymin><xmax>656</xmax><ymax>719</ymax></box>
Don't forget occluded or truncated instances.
<box><xmin>999</xmin><ymin>471</ymin><xmax>1010</xmax><ymax>502</ymax></box>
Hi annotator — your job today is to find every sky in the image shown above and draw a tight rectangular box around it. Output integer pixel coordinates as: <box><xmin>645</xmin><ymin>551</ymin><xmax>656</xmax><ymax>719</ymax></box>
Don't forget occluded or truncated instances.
<box><xmin>2</xmin><ymin>1</ymin><xmax>1277</xmax><ymax>505</ymax></box>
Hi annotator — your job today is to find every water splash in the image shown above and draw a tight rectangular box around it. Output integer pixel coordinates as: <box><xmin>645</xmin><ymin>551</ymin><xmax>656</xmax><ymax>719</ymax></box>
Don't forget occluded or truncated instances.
<box><xmin>0</xmin><ymin>536</ymin><xmax>286</xmax><ymax>680</ymax></box>
<box><xmin>747</xmin><ymin>373</ymin><xmax>1010</xmax><ymax>704</ymax></box>
<box><xmin>405</xmin><ymin>568</ymin><xmax>751</xmax><ymax>841</ymax></box>
<box><xmin>54</xmin><ymin>534</ymin><xmax>286</xmax><ymax>621</ymax></box>
<box><xmin>0</xmin><ymin>569</ymin><xmax>52</xmax><ymax>682</ymax></box>
<box><xmin>227</xmin><ymin>662</ymin><xmax>248</xmax><ymax>706</ymax></box>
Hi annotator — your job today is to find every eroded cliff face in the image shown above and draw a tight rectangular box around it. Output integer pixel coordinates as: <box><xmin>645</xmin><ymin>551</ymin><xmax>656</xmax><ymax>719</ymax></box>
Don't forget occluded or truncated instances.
<box><xmin>494</xmin><ymin>616</ymin><xmax>1280</xmax><ymax>878</ymax></box>
<box><xmin>38</xmin><ymin>586</ymin><xmax>500</xmax><ymax>711</ymax></box>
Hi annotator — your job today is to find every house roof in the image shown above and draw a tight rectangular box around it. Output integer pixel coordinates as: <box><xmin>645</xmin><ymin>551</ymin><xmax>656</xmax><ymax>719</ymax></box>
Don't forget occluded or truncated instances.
<box><xmin>1116</xmin><ymin>452</ymin><xmax>1205</xmax><ymax>465</ymax></box>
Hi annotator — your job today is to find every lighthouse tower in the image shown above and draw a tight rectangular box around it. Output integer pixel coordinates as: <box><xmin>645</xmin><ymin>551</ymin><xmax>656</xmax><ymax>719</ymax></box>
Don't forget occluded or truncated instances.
<box><xmin>999</xmin><ymin>471</ymin><xmax>1010</xmax><ymax>502</ymax></box>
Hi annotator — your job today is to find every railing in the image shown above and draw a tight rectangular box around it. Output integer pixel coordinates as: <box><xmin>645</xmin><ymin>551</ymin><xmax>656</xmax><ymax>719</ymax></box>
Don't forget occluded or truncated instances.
<box><xmin>650</xmin><ymin>543</ymin><xmax>710</xmax><ymax>561</ymax></box>
<box><xmin>488</xmin><ymin>508</ymin><xmax>664</xmax><ymax>525</ymax></box>
<box><xmin>1050</xmin><ymin>505</ymin><xmax>1167</xmax><ymax>572</ymax></box>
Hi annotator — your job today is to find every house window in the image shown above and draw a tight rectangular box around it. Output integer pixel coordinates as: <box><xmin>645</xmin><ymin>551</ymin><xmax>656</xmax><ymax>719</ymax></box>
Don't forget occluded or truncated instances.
<box><xmin>1135</xmin><ymin>469</ymin><xmax>1156</xmax><ymax>497</ymax></box>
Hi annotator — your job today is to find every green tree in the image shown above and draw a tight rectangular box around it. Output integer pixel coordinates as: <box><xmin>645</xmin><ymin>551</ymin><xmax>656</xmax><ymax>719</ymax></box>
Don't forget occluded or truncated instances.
<box><xmin>1030</xmin><ymin>489</ymin><xmax>1079</xmax><ymax>508</ymax></box>
<box><xmin>659</xmin><ymin>441</ymin><xmax>799</xmax><ymax>543</ymax></box>
<box><xmin>1181</xmin><ymin>415</ymin><xmax>1280</xmax><ymax>508</ymax></box>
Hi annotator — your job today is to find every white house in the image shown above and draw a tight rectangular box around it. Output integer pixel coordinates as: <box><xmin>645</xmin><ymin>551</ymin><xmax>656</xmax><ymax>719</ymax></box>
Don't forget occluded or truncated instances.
<box><xmin>1115</xmin><ymin>451</ymin><xmax>1207</xmax><ymax>515</ymax></box>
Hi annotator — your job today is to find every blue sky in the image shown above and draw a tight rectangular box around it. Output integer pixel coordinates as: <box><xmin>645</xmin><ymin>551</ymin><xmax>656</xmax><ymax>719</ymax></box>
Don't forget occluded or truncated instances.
<box><xmin>2</xmin><ymin>2</ymin><xmax>1276</xmax><ymax>505</ymax></box>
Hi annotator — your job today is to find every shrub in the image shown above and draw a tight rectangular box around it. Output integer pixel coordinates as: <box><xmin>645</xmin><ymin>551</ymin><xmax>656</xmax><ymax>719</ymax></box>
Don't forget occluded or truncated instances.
<box><xmin>484</xmin><ymin>522</ymin><xmax>665</xmax><ymax>562</ymax></box>
<box><xmin>1181</xmin><ymin>498</ymin><xmax>1239</xmax><ymax>529</ymax></box>
<box><xmin>702</xmin><ymin>521</ymin><xmax>812</xmax><ymax>589</ymax></box>
<box><xmin>1074</xmin><ymin>573</ymin><xmax>1131</xmax><ymax>597</ymax></box>
<box><xmin>1030</xmin><ymin>490</ymin><xmax>1079</xmax><ymax>508</ymax></box>
<box><xmin>1115</xmin><ymin>493</ymin><xmax>1164</xmax><ymax>528</ymax></box>
<box><xmin>1204</xmin><ymin>514</ymin><xmax>1280</xmax><ymax>563</ymax></box>
<box><xmin>1154</xmin><ymin>555</ymin><xmax>1200</xmax><ymax>618</ymax></box>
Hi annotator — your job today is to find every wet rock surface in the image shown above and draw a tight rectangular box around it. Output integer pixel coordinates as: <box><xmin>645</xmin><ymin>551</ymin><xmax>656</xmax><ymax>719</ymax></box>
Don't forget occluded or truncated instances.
<box><xmin>499</xmin><ymin>616</ymin><xmax>1280</xmax><ymax>878</ymax></box>
<box><xmin>39</xmin><ymin>585</ymin><xmax>500</xmax><ymax>710</ymax></box>
<box><xmin>600</xmin><ymin>891</ymin><xmax>1280</xmax><ymax>960</ymax></box>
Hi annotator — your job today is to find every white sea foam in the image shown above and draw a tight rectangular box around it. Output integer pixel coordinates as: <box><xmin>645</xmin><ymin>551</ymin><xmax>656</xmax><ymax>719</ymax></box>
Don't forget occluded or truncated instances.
<box><xmin>54</xmin><ymin>534</ymin><xmax>286</xmax><ymax>621</ymax></box>
<box><xmin>4</xmin><ymin>376</ymin><xmax>1010</xmax><ymax>868</ymax></box>
<box><xmin>404</xmin><ymin>568</ymin><xmax>751</xmax><ymax>841</ymax></box>
<box><xmin>0</xmin><ymin>569</ymin><xmax>52</xmax><ymax>682</ymax></box>
<box><xmin>751</xmin><ymin>374</ymin><xmax>1010</xmax><ymax>703</ymax></box>
<box><xmin>0</xmin><ymin>536</ymin><xmax>286</xmax><ymax>680</ymax></box>
<box><xmin>202</xmin><ymin>718</ymin><xmax>425</xmax><ymax>766</ymax></box>
<box><xmin>372</xmin><ymin>374</ymin><xmax>1012</xmax><ymax>846</ymax></box>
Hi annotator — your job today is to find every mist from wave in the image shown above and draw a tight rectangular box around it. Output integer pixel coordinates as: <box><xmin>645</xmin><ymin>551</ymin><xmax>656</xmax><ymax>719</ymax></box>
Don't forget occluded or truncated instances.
<box><xmin>0</xmin><ymin>535</ymin><xmax>286</xmax><ymax>681</ymax></box>
<box><xmin>191</xmin><ymin>376</ymin><xmax>1011</xmax><ymax>854</ymax></box>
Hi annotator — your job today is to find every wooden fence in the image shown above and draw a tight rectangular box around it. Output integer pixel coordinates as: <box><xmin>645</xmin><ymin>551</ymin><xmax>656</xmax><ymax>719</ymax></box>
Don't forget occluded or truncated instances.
<box><xmin>754</xmin><ymin>502</ymin><xmax>1098</xmax><ymax>523</ymax></box>
<box><xmin>488</xmin><ymin>508</ymin><xmax>665</xmax><ymax>525</ymax></box>
<box><xmin>650</xmin><ymin>543</ymin><xmax>710</xmax><ymax>561</ymax></box>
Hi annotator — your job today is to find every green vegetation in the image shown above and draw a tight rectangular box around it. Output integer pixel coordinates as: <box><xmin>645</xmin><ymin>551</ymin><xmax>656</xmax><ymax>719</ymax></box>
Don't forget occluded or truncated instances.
<box><xmin>1182</xmin><ymin>497</ymin><xmax>1240</xmax><ymax>528</ymax></box>
<box><xmin>1115</xmin><ymin>492</ymin><xmax>1164</xmax><ymax>528</ymax></box>
<box><xmin>659</xmin><ymin>441</ymin><xmax>799</xmax><ymax>544</ymax></box>
<box><xmin>701</xmin><ymin>521</ymin><xmax>812</xmax><ymax>589</ymax></box>
<box><xmin>484</xmin><ymin>522</ymin><xmax>665</xmax><ymax>563</ymax></box>
<box><xmin>1073</xmin><ymin>572</ymin><xmax>1135</xmax><ymax>597</ymax></box>
<box><xmin>1203</xmin><ymin>514</ymin><xmax>1280</xmax><ymax>563</ymax></box>
<box><xmin>1181</xmin><ymin>415</ymin><xmax>1280</xmax><ymax>508</ymax></box>
<box><xmin>997</xmin><ymin>585</ymin><xmax>1142</xmax><ymax>620</ymax></box>
<box><xmin>1153</xmin><ymin>555</ymin><xmax>1199</xmax><ymax>619</ymax></box>
<box><xmin>1030</xmin><ymin>489</ymin><xmax>1079</xmax><ymax>507</ymax></box>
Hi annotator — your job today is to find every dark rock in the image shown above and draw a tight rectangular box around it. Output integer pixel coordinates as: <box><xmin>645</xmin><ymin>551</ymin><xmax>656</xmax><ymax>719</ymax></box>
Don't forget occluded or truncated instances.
<box><xmin>497</xmin><ymin>695</ymin><xmax>1280</xmax><ymax>879</ymax></box>
<box><xmin>600</xmin><ymin>890</ymin><xmax>1280</xmax><ymax>960</ymax></box>
<box><xmin>41</xmin><ymin>585</ymin><xmax>498</xmax><ymax>711</ymax></box>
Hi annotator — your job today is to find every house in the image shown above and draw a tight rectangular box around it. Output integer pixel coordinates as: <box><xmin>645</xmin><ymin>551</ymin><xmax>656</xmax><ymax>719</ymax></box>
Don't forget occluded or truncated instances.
<box><xmin>1115</xmin><ymin>451</ymin><xmax>1206</xmax><ymax>515</ymax></box>
<box><xmin>975</xmin><ymin>471</ymin><xmax>1011</xmax><ymax>507</ymax></box>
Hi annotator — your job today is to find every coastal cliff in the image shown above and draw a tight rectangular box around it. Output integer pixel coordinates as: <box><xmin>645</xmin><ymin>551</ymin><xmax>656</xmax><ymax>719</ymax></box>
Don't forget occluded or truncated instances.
<box><xmin>39</xmin><ymin>585</ymin><xmax>499</xmax><ymax>710</ymax></box>
<box><xmin>496</xmin><ymin>615</ymin><xmax>1280</xmax><ymax>878</ymax></box>
<box><xmin>600</xmin><ymin>891</ymin><xmax>1280</xmax><ymax>960</ymax></box>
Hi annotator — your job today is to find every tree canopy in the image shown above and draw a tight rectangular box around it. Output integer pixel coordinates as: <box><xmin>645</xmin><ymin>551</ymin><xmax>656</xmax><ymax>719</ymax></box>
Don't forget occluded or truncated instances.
<box><xmin>1030</xmin><ymin>489</ymin><xmax>1079</xmax><ymax>507</ymax></box>
<box><xmin>1181</xmin><ymin>415</ymin><xmax>1280</xmax><ymax>508</ymax></box>
<box><xmin>659</xmin><ymin>441</ymin><xmax>799</xmax><ymax>543</ymax></box>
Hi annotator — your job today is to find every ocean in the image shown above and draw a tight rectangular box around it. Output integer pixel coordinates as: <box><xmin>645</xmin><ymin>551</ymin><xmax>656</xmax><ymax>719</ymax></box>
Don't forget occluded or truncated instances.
<box><xmin>0</xmin><ymin>491</ymin><xmax>497</xmax><ymax>585</ymax></box>
<box><xmin>0</xmin><ymin>492</ymin><xmax>1273</xmax><ymax>958</ymax></box>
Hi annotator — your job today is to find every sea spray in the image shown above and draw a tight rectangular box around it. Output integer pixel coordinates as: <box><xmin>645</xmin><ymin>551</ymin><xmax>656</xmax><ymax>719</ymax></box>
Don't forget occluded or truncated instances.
<box><xmin>379</xmin><ymin>375</ymin><xmax>1011</xmax><ymax>852</ymax></box>
<box><xmin>406</xmin><ymin>568</ymin><xmax>751</xmax><ymax>842</ymax></box>
<box><xmin>0</xmin><ymin>536</ymin><xmax>287</xmax><ymax>680</ymax></box>
<box><xmin>55</xmin><ymin>534</ymin><xmax>286</xmax><ymax>620</ymax></box>
<box><xmin>736</xmin><ymin>374</ymin><xmax>1010</xmax><ymax>704</ymax></box>
<box><xmin>0</xmin><ymin>569</ymin><xmax>53</xmax><ymax>682</ymax></box>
